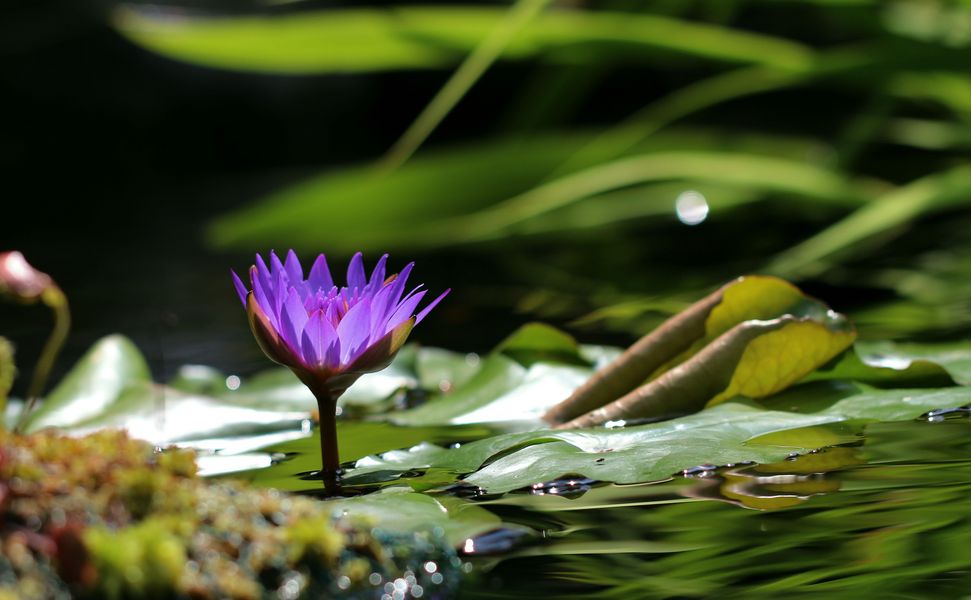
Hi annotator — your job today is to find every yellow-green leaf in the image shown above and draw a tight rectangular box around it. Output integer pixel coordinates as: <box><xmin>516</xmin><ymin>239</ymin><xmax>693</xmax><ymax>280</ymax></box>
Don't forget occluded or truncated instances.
<box><xmin>553</xmin><ymin>275</ymin><xmax>857</xmax><ymax>427</ymax></box>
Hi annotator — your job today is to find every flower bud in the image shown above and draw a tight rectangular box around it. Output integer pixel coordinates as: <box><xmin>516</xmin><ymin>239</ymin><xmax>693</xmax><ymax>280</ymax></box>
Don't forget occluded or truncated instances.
<box><xmin>0</xmin><ymin>252</ymin><xmax>53</xmax><ymax>303</ymax></box>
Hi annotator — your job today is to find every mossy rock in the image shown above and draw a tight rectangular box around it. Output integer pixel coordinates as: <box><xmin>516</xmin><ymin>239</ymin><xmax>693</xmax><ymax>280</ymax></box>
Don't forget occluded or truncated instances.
<box><xmin>0</xmin><ymin>429</ymin><xmax>462</xmax><ymax>599</ymax></box>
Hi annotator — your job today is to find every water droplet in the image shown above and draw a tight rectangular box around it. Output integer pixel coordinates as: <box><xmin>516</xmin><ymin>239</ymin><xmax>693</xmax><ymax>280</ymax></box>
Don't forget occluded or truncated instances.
<box><xmin>225</xmin><ymin>375</ymin><xmax>241</xmax><ymax>390</ymax></box>
<box><xmin>431</xmin><ymin>573</ymin><xmax>444</xmax><ymax>585</ymax></box>
<box><xmin>369</xmin><ymin>573</ymin><xmax>383</xmax><ymax>586</ymax></box>
<box><xmin>675</xmin><ymin>190</ymin><xmax>709</xmax><ymax>225</ymax></box>
<box><xmin>423</xmin><ymin>561</ymin><xmax>438</xmax><ymax>574</ymax></box>
<box><xmin>920</xmin><ymin>406</ymin><xmax>971</xmax><ymax>421</ymax></box>
<box><xmin>528</xmin><ymin>476</ymin><xmax>597</xmax><ymax>497</ymax></box>
<box><xmin>682</xmin><ymin>464</ymin><xmax>718</xmax><ymax>477</ymax></box>
<box><xmin>461</xmin><ymin>528</ymin><xmax>530</xmax><ymax>555</ymax></box>
<box><xmin>465</xmin><ymin>352</ymin><xmax>480</xmax><ymax>367</ymax></box>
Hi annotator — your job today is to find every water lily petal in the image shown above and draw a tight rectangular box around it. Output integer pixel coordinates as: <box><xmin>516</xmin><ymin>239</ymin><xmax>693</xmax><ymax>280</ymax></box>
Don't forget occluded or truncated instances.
<box><xmin>308</xmin><ymin>254</ymin><xmax>334</xmax><ymax>292</ymax></box>
<box><xmin>247</xmin><ymin>292</ymin><xmax>289</xmax><ymax>365</ymax></box>
<box><xmin>302</xmin><ymin>310</ymin><xmax>340</xmax><ymax>369</ymax></box>
<box><xmin>386</xmin><ymin>290</ymin><xmax>427</xmax><ymax>334</ymax></box>
<box><xmin>284</xmin><ymin>249</ymin><xmax>303</xmax><ymax>285</ymax></box>
<box><xmin>368</xmin><ymin>283</ymin><xmax>399</xmax><ymax>338</ymax></box>
<box><xmin>271</xmin><ymin>266</ymin><xmax>286</xmax><ymax>325</ymax></box>
<box><xmin>346</xmin><ymin>317</ymin><xmax>414</xmax><ymax>375</ymax></box>
<box><xmin>366</xmin><ymin>254</ymin><xmax>389</xmax><ymax>295</ymax></box>
<box><xmin>377</xmin><ymin>262</ymin><xmax>414</xmax><ymax>322</ymax></box>
<box><xmin>416</xmin><ymin>288</ymin><xmax>450</xmax><ymax>324</ymax></box>
<box><xmin>337</xmin><ymin>297</ymin><xmax>373</xmax><ymax>364</ymax></box>
<box><xmin>249</xmin><ymin>266</ymin><xmax>278</xmax><ymax>329</ymax></box>
<box><xmin>231</xmin><ymin>270</ymin><xmax>248</xmax><ymax>307</ymax></box>
<box><xmin>255</xmin><ymin>253</ymin><xmax>273</xmax><ymax>295</ymax></box>
<box><xmin>270</xmin><ymin>250</ymin><xmax>287</xmax><ymax>283</ymax></box>
<box><xmin>279</xmin><ymin>288</ymin><xmax>309</xmax><ymax>351</ymax></box>
<box><xmin>347</xmin><ymin>251</ymin><xmax>366</xmax><ymax>293</ymax></box>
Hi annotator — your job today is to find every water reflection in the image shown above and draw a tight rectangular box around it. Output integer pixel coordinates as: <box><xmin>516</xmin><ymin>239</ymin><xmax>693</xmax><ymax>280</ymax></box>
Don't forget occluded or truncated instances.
<box><xmin>464</xmin><ymin>419</ymin><xmax>971</xmax><ymax>598</ymax></box>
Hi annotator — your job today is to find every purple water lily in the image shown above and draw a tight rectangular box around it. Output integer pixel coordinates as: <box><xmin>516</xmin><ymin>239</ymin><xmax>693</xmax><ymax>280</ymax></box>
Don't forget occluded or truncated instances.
<box><xmin>232</xmin><ymin>250</ymin><xmax>448</xmax><ymax>492</ymax></box>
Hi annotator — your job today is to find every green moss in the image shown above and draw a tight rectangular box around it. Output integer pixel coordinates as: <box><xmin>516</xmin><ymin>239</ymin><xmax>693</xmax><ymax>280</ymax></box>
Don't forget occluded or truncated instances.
<box><xmin>0</xmin><ymin>429</ymin><xmax>462</xmax><ymax>599</ymax></box>
<box><xmin>0</xmin><ymin>337</ymin><xmax>14</xmax><ymax>418</ymax></box>
<box><xmin>84</xmin><ymin>519</ymin><xmax>186</xmax><ymax>599</ymax></box>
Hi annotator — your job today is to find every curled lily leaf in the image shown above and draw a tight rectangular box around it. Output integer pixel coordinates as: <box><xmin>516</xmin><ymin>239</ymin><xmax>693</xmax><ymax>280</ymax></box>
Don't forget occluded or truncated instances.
<box><xmin>546</xmin><ymin>276</ymin><xmax>857</xmax><ymax>428</ymax></box>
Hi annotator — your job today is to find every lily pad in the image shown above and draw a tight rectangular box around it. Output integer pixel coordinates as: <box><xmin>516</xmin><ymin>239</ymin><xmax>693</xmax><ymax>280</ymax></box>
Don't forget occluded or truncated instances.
<box><xmin>17</xmin><ymin>336</ymin><xmax>317</xmax><ymax>460</ymax></box>
<box><xmin>322</xmin><ymin>487</ymin><xmax>521</xmax><ymax>548</ymax></box>
<box><xmin>854</xmin><ymin>340</ymin><xmax>971</xmax><ymax>385</ymax></box>
<box><xmin>342</xmin><ymin>385</ymin><xmax>971</xmax><ymax>494</ymax></box>
<box><xmin>540</xmin><ymin>276</ymin><xmax>857</xmax><ymax>427</ymax></box>
<box><xmin>389</xmin><ymin>324</ymin><xmax>619</xmax><ymax>426</ymax></box>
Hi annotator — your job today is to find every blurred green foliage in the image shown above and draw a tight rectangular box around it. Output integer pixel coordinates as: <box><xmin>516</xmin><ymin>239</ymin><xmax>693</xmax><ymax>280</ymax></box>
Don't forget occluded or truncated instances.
<box><xmin>114</xmin><ymin>0</ymin><xmax>971</xmax><ymax>340</ymax></box>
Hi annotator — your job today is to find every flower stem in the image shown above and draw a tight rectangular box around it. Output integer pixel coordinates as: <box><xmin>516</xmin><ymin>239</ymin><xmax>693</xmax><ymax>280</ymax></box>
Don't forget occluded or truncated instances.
<box><xmin>15</xmin><ymin>285</ymin><xmax>70</xmax><ymax>433</ymax></box>
<box><xmin>312</xmin><ymin>386</ymin><xmax>342</xmax><ymax>496</ymax></box>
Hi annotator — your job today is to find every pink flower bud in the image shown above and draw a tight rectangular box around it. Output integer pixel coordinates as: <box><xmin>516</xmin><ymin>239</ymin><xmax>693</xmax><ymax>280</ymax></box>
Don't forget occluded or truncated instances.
<box><xmin>0</xmin><ymin>252</ymin><xmax>53</xmax><ymax>303</ymax></box>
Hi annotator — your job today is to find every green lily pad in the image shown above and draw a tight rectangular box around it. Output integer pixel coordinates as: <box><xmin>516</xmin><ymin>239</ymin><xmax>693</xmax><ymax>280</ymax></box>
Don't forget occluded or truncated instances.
<box><xmin>388</xmin><ymin>323</ymin><xmax>619</xmax><ymax>426</ymax></box>
<box><xmin>21</xmin><ymin>335</ymin><xmax>152</xmax><ymax>432</ymax></box>
<box><xmin>18</xmin><ymin>336</ymin><xmax>314</xmax><ymax>456</ymax></box>
<box><xmin>235</xmin><ymin>420</ymin><xmax>494</xmax><ymax>492</ymax></box>
<box><xmin>322</xmin><ymin>487</ymin><xmax>521</xmax><ymax>548</ymax></box>
<box><xmin>341</xmin><ymin>385</ymin><xmax>971</xmax><ymax>494</ymax></box>
<box><xmin>854</xmin><ymin>340</ymin><xmax>971</xmax><ymax>385</ymax></box>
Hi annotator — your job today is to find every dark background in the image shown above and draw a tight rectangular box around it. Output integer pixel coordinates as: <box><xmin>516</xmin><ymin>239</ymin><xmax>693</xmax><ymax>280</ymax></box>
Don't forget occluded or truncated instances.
<box><xmin>3</xmin><ymin>0</ymin><xmax>969</xmax><ymax>395</ymax></box>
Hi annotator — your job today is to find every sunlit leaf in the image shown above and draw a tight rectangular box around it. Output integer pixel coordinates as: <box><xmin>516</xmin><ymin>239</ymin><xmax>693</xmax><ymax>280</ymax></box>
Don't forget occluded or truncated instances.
<box><xmin>21</xmin><ymin>335</ymin><xmax>152</xmax><ymax>432</ymax></box>
<box><xmin>768</xmin><ymin>166</ymin><xmax>971</xmax><ymax>278</ymax></box>
<box><xmin>20</xmin><ymin>336</ymin><xmax>311</xmax><ymax>448</ymax></box>
<box><xmin>548</xmin><ymin>276</ymin><xmax>857</xmax><ymax>427</ymax></box>
<box><xmin>209</xmin><ymin>132</ymin><xmax>860</xmax><ymax>253</ymax></box>
<box><xmin>114</xmin><ymin>6</ymin><xmax>812</xmax><ymax>75</ymax></box>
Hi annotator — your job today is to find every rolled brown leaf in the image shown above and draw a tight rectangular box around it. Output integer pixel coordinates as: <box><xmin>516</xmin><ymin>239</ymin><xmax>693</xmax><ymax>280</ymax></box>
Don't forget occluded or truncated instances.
<box><xmin>556</xmin><ymin>317</ymin><xmax>794</xmax><ymax>429</ymax></box>
<box><xmin>542</xmin><ymin>279</ymin><xmax>737</xmax><ymax>425</ymax></box>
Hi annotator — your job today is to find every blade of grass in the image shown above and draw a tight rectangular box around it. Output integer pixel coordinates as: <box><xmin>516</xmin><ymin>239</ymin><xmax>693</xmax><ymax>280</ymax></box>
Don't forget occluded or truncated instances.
<box><xmin>378</xmin><ymin>0</ymin><xmax>551</xmax><ymax>172</ymax></box>
<box><xmin>433</xmin><ymin>151</ymin><xmax>863</xmax><ymax>244</ymax></box>
<box><xmin>113</xmin><ymin>6</ymin><xmax>816</xmax><ymax>75</ymax></box>
<box><xmin>552</xmin><ymin>49</ymin><xmax>871</xmax><ymax>177</ymax></box>
<box><xmin>767</xmin><ymin>165</ymin><xmax>971</xmax><ymax>278</ymax></box>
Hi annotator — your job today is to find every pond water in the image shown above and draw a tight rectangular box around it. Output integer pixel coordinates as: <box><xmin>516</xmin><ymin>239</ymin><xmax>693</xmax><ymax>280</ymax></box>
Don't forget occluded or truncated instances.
<box><xmin>231</xmin><ymin>412</ymin><xmax>971</xmax><ymax>598</ymax></box>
